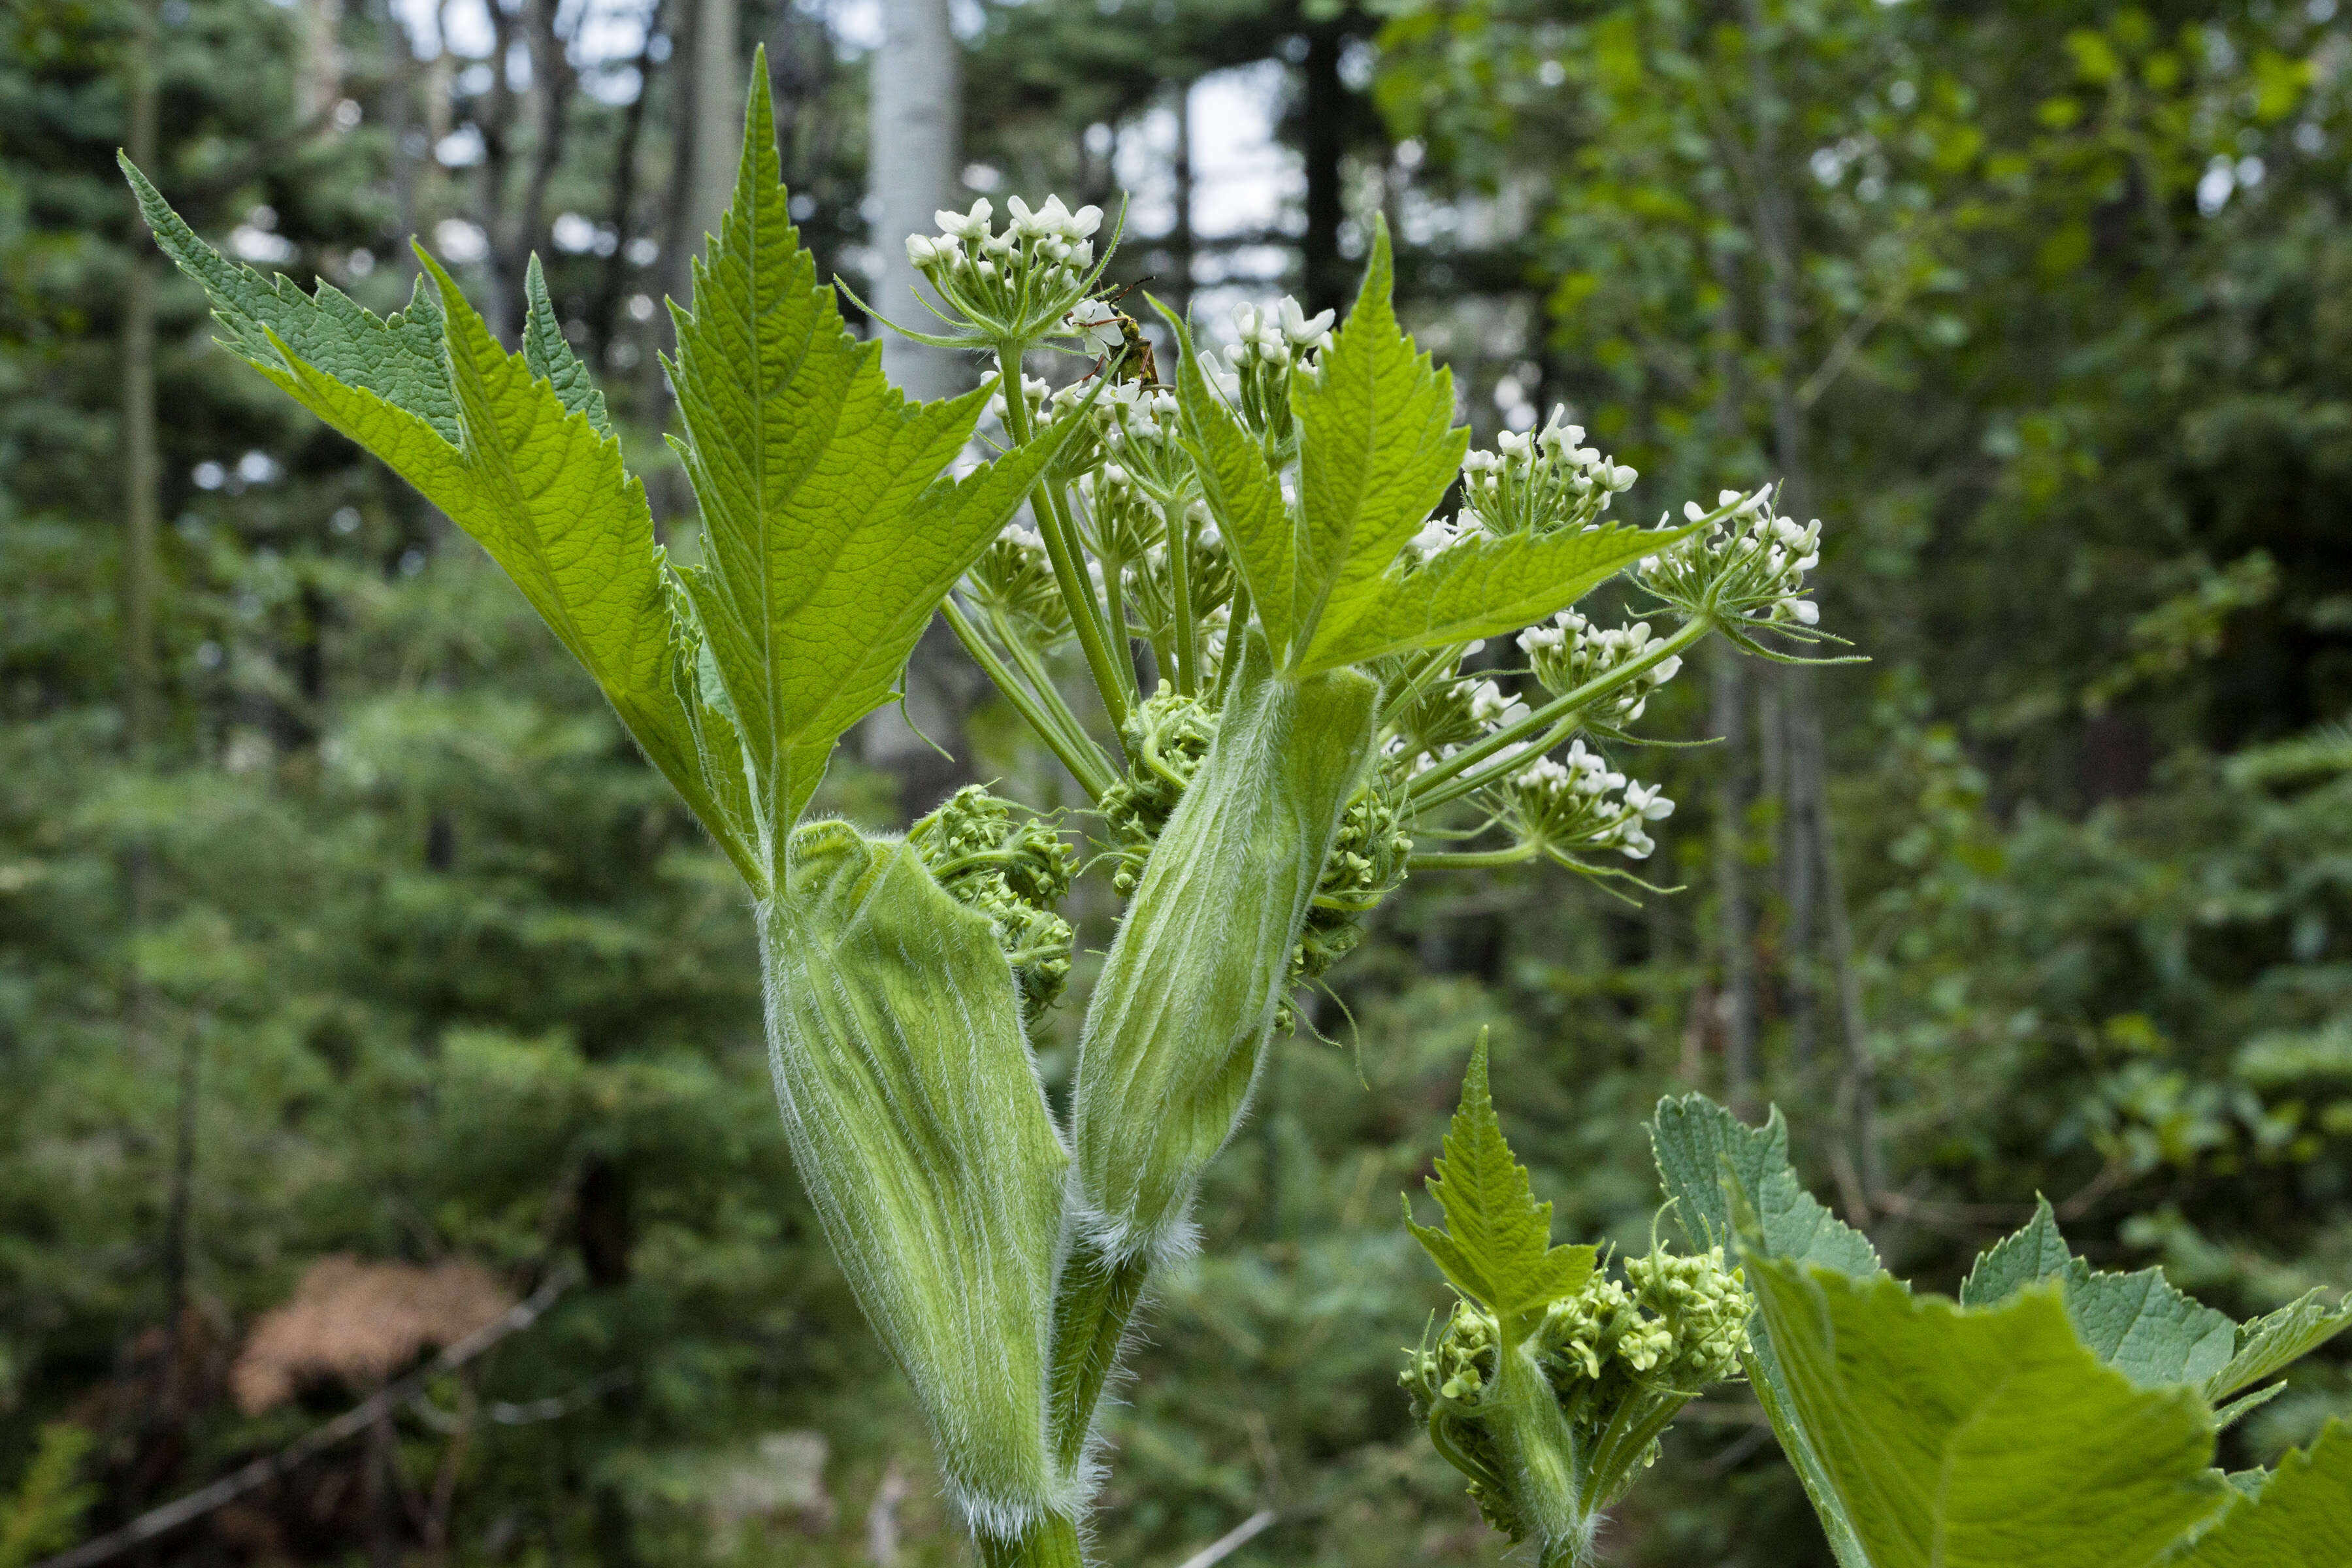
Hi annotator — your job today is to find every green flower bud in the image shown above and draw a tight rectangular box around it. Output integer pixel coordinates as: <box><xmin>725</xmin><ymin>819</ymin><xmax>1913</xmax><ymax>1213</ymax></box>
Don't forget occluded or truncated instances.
<box><xmin>1072</xmin><ymin>632</ymin><xmax>1379</xmax><ymax>1262</ymax></box>
<box><xmin>1401</xmin><ymin>1237</ymin><xmax>1752</xmax><ymax>1565</ymax></box>
<box><xmin>1098</xmin><ymin>685</ymin><xmax>1220</xmax><ymax>898</ymax></box>
<box><xmin>909</xmin><ymin>786</ymin><xmax>1078</xmax><ymax>1025</ymax></box>
<box><xmin>763</xmin><ymin>823</ymin><xmax>1075</xmax><ymax>1538</ymax></box>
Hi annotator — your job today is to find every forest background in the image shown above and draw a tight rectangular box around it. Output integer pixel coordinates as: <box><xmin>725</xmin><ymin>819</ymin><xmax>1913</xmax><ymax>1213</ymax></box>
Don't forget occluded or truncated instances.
<box><xmin>3</xmin><ymin>0</ymin><xmax>2350</xmax><ymax>1563</ymax></box>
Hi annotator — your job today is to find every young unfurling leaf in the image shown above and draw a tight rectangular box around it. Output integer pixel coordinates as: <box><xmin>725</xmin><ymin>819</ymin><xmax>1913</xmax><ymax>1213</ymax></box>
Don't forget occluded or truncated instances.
<box><xmin>1404</xmin><ymin>1032</ymin><xmax>1598</xmax><ymax>1345</ymax></box>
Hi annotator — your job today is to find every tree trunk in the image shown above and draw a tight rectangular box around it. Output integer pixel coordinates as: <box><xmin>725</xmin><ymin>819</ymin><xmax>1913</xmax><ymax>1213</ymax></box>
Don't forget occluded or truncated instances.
<box><xmin>1299</xmin><ymin>22</ymin><xmax>1348</xmax><ymax>314</ymax></box>
<box><xmin>689</xmin><ymin>0</ymin><xmax>742</xmax><ymax>242</ymax></box>
<box><xmin>1710</xmin><ymin>642</ymin><xmax>1757</xmax><ymax>1115</ymax></box>
<box><xmin>869</xmin><ymin>0</ymin><xmax>960</xmax><ymax>400</ymax></box>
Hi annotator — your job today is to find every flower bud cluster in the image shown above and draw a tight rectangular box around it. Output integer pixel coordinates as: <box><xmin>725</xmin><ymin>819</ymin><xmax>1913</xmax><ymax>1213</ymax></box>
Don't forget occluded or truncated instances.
<box><xmin>1639</xmin><ymin>489</ymin><xmax>1823</xmax><ymax>627</ymax></box>
<box><xmin>1098</xmin><ymin>687</ymin><xmax>1220</xmax><ymax>897</ymax></box>
<box><xmin>1284</xmin><ymin>764</ymin><xmax>1414</xmax><ymax>1028</ymax></box>
<box><xmin>907</xmin><ymin>786</ymin><xmax>1079</xmax><ymax>1024</ymax></box>
<box><xmin>1400</xmin><ymin>1242</ymin><xmax>1750</xmax><ymax>1539</ymax></box>
<box><xmin>1501</xmin><ymin>742</ymin><xmax>1674</xmax><ymax>860</ymax></box>
<box><xmin>962</xmin><ymin>521</ymin><xmax>1071</xmax><ymax>648</ymax></box>
<box><xmin>1077</xmin><ymin>380</ymin><xmax>1194</xmax><ymax>504</ymax></box>
<box><xmin>1515</xmin><ymin>613</ymin><xmax>1685</xmax><ymax>725</ymax></box>
<box><xmin>906</xmin><ymin>196</ymin><xmax>1108</xmax><ymax>349</ymax></box>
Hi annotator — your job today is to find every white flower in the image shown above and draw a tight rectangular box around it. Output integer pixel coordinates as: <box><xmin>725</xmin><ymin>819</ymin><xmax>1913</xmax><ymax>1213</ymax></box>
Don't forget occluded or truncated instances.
<box><xmin>936</xmin><ymin>200</ymin><xmax>992</xmax><ymax>240</ymax></box>
<box><xmin>1277</xmin><ymin>296</ymin><xmax>1335</xmax><ymax>344</ymax></box>
<box><xmin>1624</xmin><ymin>782</ymin><xmax>1675</xmax><ymax>821</ymax></box>
<box><xmin>1610</xmin><ymin>465</ymin><xmax>1638</xmax><ymax>490</ymax></box>
<box><xmin>1468</xmin><ymin>679</ymin><xmax>1527</xmax><ymax>727</ymax></box>
<box><xmin>906</xmin><ymin>233</ymin><xmax>940</xmax><ymax>268</ymax></box>
<box><xmin>1516</xmin><ymin>756</ymin><xmax>1572</xmax><ymax>792</ymax></box>
<box><xmin>1068</xmin><ymin>297</ymin><xmax>1122</xmax><ymax>354</ymax></box>
<box><xmin>1233</xmin><ymin>303</ymin><xmax>1260</xmax><ymax>338</ymax></box>
<box><xmin>1067</xmin><ymin>204</ymin><xmax>1103</xmax><ymax>240</ymax></box>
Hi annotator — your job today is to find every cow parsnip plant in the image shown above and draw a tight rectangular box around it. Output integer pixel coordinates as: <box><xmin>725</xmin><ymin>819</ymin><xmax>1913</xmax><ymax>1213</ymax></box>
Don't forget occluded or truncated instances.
<box><xmin>123</xmin><ymin>58</ymin><xmax>2349</xmax><ymax>1568</ymax></box>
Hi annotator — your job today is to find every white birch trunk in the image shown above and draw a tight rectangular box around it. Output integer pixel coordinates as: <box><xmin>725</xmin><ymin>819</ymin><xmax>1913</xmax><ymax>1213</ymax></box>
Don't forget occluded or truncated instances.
<box><xmin>868</xmin><ymin>0</ymin><xmax>960</xmax><ymax>401</ymax></box>
<box><xmin>690</xmin><ymin>0</ymin><xmax>743</xmax><ymax>242</ymax></box>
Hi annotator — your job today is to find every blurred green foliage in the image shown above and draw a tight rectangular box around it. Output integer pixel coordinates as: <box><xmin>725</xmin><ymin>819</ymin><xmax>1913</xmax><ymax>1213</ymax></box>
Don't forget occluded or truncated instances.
<box><xmin>3</xmin><ymin>0</ymin><xmax>2349</xmax><ymax>1563</ymax></box>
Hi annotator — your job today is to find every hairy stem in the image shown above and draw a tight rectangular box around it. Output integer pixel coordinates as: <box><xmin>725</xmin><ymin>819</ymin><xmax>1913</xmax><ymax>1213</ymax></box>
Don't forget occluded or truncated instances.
<box><xmin>1046</xmin><ymin>1233</ymin><xmax>1152</xmax><ymax>1473</ymax></box>
<box><xmin>976</xmin><ymin>1511</ymin><xmax>1086</xmax><ymax>1568</ymax></box>
<box><xmin>1410</xmin><ymin>844</ymin><xmax>1539</xmax><ymax>871</ymax></box>
<box><xmin>995</xmin><ymin>347</ymin><xmax>1133</xmax><ymax>729</ymax></box>
<box><xmin>1164</xmin><ymin>498</ymin><xmax>1198</xmax><ymax>696</ymax></box>
<box><xmin>942</xmin><ymin>598</ymin><xmax>1116</xmax><ymax>800</ymax></box>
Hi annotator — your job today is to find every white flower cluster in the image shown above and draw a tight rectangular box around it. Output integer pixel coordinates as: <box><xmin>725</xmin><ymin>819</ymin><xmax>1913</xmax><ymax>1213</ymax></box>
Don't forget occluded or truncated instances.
<box><xmin>1460</xmin><ymin>406</ymin><xmax>1639</xmax><ymax>540</ymax></box>
<box><xmin>1639</xmin><ymin>489</ymin><xmax>1823</xmax><ymax>627</ymax></box>
<box><xmin>1508</xmin><ymin>741</ymin><xmax>1674</xmax><ymax>860</ymax></box>
<box><xmin>1216</xmin><ymin>296</ymin><xmax>1334</xmax><ymax>441</ymax></box>
<box><xmin>1515</xmin><ymin>613</ymin><xmax>1685</xmax><ymax>723</ymax></box>
<box><xmin>1229</xmin><ymin>298</ymin><xmax>1335</xmax><ymax>371</ymax></box>
<box><xmin>905</xmin><ymin>196</ymin><xmax>1107</xmax><ymax>344</ymax></box>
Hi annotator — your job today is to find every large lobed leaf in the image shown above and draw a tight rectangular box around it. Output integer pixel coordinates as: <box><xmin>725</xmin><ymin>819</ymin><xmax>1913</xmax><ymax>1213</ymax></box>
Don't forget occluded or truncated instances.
<box><xmin>1744</xmin><ymin>1256</ymin><xmax>2230</xmax><ymax>1568</ymax></box>
<box><xmin>122</xmin><ymin>157</ymin><xmax>760</xmax><ymax>887</ymax></box>
<box><xmin>1404</xmin><ymin>1031</ymin><xmax>1597</xmax><ymax>1343</ymax></box>
<box><xmin>1963</xmin><ymin>1196</ymin><xmax>2352</xmax><ymax>1423</ymax></box>
<box><xmin>1649</xmin><ymin>1095</ymin><xmax>1883</xmax><ymax>1568</ymax></box>
<box><xmin>2172</xmin><ymin>1420</ymin><xmax>2352</xmax><ymax>1568</ymax></box>
<box><xmin>664</xmin><ymin>65</ymin><xmax>1077</xmax><ymax>855</ymax></box>
<box><xmin>1298</xmin><ymin>522</ymin><xmax>1694</xmax><ymax>672</ymax></box>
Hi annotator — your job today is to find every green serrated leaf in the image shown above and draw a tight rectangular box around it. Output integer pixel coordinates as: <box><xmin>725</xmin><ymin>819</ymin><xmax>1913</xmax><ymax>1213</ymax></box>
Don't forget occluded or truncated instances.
<box><xmin>1159</xmin><ymin>299</ymin><xmax>1292</xmax><ymax>626</ymax></box>
<box><xmin>1282</xmin><ymin>216</ymin><xmax>1469</xmax><ymax>667</ymax></box>
<box><xmin>1958</xmin><ymin>1194</ymin><xmax>2072</xmax><ymax>1307</ymax></box>
<box><xmin>1744</xmin><ymin>1256</ymin><xmax>2229</xmax><ymax>1568</ymax></box>
<box><xmin>1405</xmin><ymin>1031</ymin><xmax>1598</xmax><ymax>1342</ymax></box>
<box><xmin>665</xmin><ymin>63</ymin><xmax>1075</xmax><ymax>853</ymax></box>
<box><xmin>122</xmin><ymin>154</ymin><xmax>460</xmax><ymax>442</ymax></box>
<box><xmin>1297</xmin><ymin>521</ymin><xmax>1697</xmax><ymax>674</ymax></box>
<box><xmin>1648</xmin><ymin>1094</ymin><xmax>1879</xmax><ymax>1277</ymax></box>
<box><xmin>2204</xmin><ymin>1290</ymin><xmax>2352</xmax><ymax>1406</ymax></box>
<box><xmin>123</xmin><ymin>156</ymin><xmax>760</xmax><ymax>888</ymax></box>
<box><xmin>522</xmin><ymin>253</ymin><xmax>610</xmax><ymax>434</ymax></box>
<box><xmin>1650</xmin><ymin>1095</ymin><xmax>1882</xmax><ymax>1568</ymax></box>
<box><xmin>1963</xmin><ymin>1198</ymin><xmax>2237</xmax><ymax>1392</ymax></box>
<box><xmin>2170</xmin><ymin>1420</ymin><xmax>2352</xmax><ymax>1567</ymax></box>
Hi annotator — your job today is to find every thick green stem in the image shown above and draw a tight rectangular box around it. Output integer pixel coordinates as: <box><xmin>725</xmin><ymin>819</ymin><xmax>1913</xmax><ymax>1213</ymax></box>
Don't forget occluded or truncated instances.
<box><xmin>1487</xmin><ymin>1336</ymin><xmax>1597</xmax><ymax>1568</ymax></box>
<box><xmin>942</xmin><ymin>598</ymin><xmax>1116</xmax><ymax>800</ymax></box>
<box><xmin>1213</xmin><ymin>581</ymin><xmax>1250</xmax><ymax>711</ymax></box>
<box><xmin>1164</xmin><ymin>499</ymin><xmax>1198</xmax><ymax>696</ymax></box>
<box><xmin>1046</xmin><ymin>1233</ymin><xmax>1152</xmax><ymax>1473</ymax></box>
<box><xmin>996</xmin><ymin>346</ymin><xmax>1133</xmax><ymax>729</ymax></box>
<box><xmin>977</xmin><ymin>1511</ymin><xmax>1086</xmax><ymax>1568</ymax></box>
<box><xmin>1409</xmin><ymin>615</ymin><xmax>1714</xmax><ymax>802</ymax></box>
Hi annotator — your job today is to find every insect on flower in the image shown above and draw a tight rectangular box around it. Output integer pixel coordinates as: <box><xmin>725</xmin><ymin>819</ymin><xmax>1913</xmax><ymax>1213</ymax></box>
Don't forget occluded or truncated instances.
<box><xmin>1068</xmin><ymin>280</ymin><xmax>1162</xmax><ymax>388</ymax></box>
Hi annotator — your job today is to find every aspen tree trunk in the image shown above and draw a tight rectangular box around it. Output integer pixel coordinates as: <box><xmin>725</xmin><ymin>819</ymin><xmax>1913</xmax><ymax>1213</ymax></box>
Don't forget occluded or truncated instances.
<box><xmin>863</xmin><ymin>0</ymin><xmax>966</xmax><ymax>812</ymax></box>
<box><xmin>869</xmin><ymin>0</ymin><xmax>960</xmax><ymax>400</ymax></box>
<box><xmin>689</xmin><ymin>0</ymin><xmax>742</xmax><ymax>242</ymax></box>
